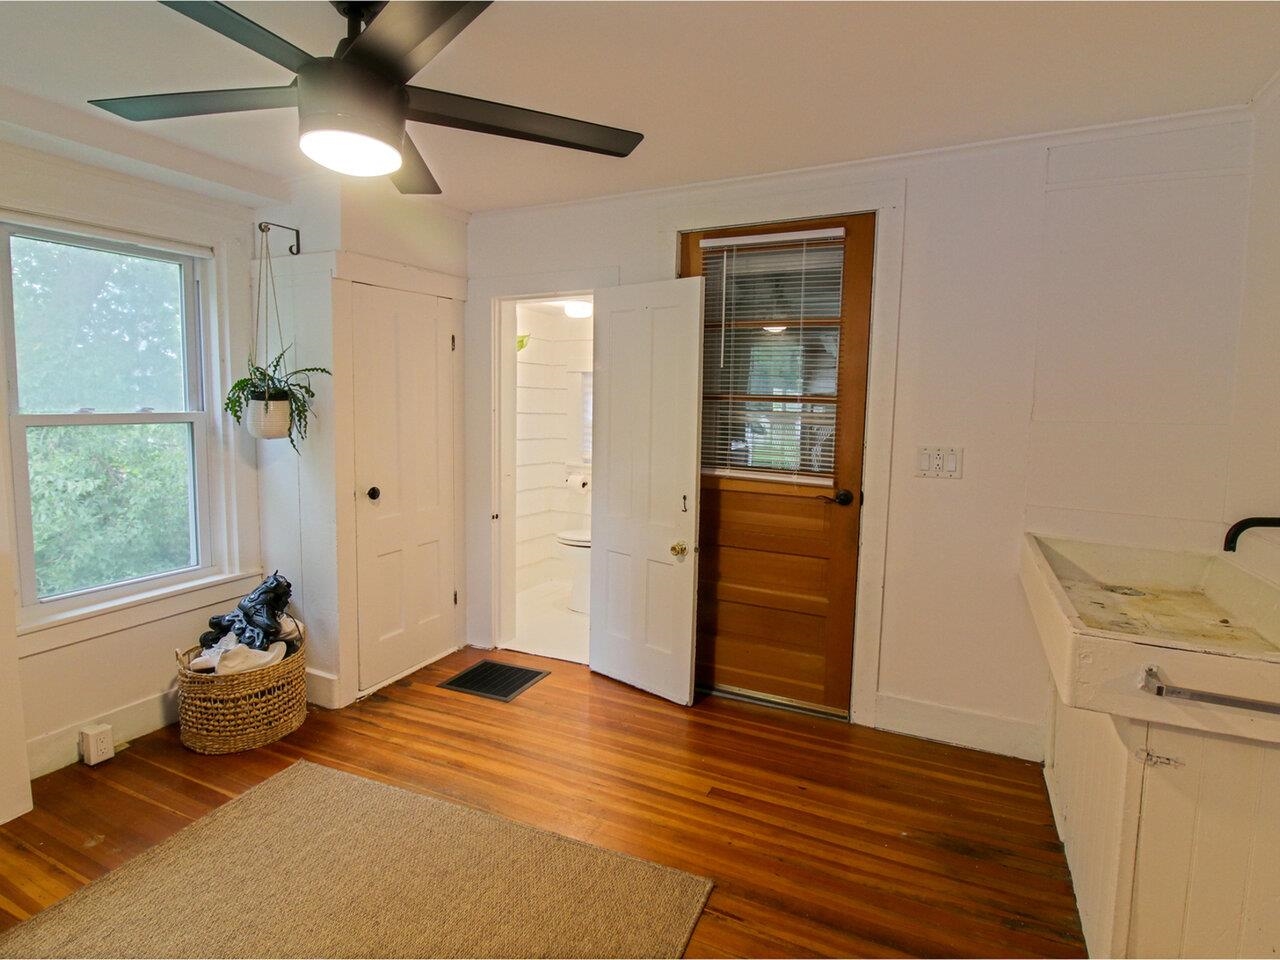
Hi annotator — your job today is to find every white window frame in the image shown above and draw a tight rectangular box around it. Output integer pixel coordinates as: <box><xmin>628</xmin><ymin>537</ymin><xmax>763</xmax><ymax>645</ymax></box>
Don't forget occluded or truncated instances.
<box><xmin>0</xmin><ymin>222</ymin><xmax>215</xmax><ymax>616</ymax></box>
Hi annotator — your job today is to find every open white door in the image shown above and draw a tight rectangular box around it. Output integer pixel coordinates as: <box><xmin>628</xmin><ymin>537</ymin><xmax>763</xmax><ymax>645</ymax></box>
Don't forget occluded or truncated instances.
<box><xmin>590</xmin><ymin>277</ymin><xmax>703</xmax><ymax>704</ymax></box>
<box><xmin>354</xmin><ymin>284</ymin><xmax>456</xmax><ymax>690</ymax></box>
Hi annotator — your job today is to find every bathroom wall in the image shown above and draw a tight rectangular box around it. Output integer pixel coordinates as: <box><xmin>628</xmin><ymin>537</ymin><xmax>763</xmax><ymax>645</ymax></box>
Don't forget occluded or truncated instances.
<box><xmin>465</xmin><ymin>106</ymin><xmax>1264</xmax><ymax>760</ymax></box>
<box><xmin>515</xmin><ymin>303</ymin><xmax>592</xmax><ymax>592</ymax></box>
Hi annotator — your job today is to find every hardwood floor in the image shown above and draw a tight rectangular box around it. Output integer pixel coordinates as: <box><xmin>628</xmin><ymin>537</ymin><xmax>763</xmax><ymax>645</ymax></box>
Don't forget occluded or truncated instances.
<box><xmin>0</xmin><ymin>648</ymin><xmax>1085</xmax><ymax>958</ymax></box>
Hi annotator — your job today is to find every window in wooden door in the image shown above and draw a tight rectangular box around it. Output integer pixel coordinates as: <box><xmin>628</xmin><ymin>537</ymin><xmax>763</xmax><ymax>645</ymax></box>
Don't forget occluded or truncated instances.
<box><xmin>699</xmin><ymin>230</ymin><xmax>845</xmax><ymax>482</ymax></box>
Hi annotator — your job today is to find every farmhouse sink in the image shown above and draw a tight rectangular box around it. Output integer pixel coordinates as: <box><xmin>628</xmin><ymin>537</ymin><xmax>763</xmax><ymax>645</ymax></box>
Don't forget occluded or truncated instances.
<box><xmin>1021</xmin><ymin>534</ymin><xmax>1280</xmax><ymax>743</ymax></box>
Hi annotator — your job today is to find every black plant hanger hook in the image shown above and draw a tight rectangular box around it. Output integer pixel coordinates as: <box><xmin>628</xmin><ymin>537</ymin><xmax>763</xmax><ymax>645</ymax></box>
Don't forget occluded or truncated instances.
<box><xmin>257</xmin><ymin>221</ymin><xmax>301</xmax><ymax>256</ymax></box>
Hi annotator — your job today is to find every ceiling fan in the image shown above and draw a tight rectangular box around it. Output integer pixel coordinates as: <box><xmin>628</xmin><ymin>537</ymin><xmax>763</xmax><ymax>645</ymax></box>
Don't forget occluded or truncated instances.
<box><xmin>88</xmin><ymin>0</ymin><xmax>644</xmax><ymax>195</ymax></box>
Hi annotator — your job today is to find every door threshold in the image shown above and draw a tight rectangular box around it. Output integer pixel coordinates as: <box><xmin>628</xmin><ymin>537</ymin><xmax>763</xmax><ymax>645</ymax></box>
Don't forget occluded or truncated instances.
<box><xmin>698</xmin><ymin>684</ymin><xmax>849</xmax><ymax>721</ymax></box>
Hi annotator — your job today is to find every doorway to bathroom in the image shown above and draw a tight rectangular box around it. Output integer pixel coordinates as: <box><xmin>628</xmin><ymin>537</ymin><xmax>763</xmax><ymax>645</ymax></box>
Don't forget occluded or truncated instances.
<box><xmin>497</xmin><ymin>296</ymin><xmax>594</xmax><ymax>664</ymax></box>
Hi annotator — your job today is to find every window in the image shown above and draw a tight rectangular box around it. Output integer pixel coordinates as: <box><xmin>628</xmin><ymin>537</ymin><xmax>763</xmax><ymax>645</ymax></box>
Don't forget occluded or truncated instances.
<box><xmin>2</xmin><ymin>225</ymin><xmax>208</xmax><ymax>605</ymax></box>
<box><xmin>695</xmin><ymin>228</ymin><xmax>846</xmax><ymax>480</ymax></box>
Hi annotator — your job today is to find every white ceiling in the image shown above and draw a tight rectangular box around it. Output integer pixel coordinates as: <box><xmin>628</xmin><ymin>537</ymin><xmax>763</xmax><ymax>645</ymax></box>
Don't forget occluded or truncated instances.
<box><xmin>1</xmin><ymin>1</ymin><xmax>1279</xmax><ymax>212</ymax></box>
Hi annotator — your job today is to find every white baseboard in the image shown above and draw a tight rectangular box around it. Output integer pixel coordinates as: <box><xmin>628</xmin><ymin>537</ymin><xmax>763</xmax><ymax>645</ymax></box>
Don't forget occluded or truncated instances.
<box><xmin>26</xmin><ymin>688</ymin><xmax>178</xmax><ymax>778</ymax></box>
<box><xmin>874</xmin><ymin>693</ymin><xmax>1044</xmax><ymax>761</ymax></box>
<box><xmin>305</xmin><ymin>667</ymin><xmax>345</xmax><ymax>709</ymax></box>
<box><xmin>354</xmin><ymin>644</ymin><xmax>464</xmax><ymax>700</ymax></box>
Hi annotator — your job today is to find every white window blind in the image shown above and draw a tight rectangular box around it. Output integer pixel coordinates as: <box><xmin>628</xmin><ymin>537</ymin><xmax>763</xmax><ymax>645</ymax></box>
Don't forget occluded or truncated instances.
<box><xmin>700</xmin><ymin>233</ymin><xmax>844</xmax><ymax>479</ymax></box>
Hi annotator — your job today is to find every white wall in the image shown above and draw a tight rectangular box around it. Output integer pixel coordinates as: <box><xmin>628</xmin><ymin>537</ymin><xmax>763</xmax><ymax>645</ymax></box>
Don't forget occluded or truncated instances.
<box><xmin>0</xmin><ymin>551</ymin><xmax>31</xmax><ymax>822</ymax></box>
<box><xmin>465</xmin><ymin>109</ymin><xmax>1264</xmax><ymax>760</ymax></box>
<box><xmin>252</xmin><ymin>181</ymin><xmax>470</xmax><ymax>707</ymax></box>
<box><xmin>0</xmin><ymin>141</ymin><xmax>262</xmax><ymax>779</ymax></box>
<box><xmin>514</xmin><ymin>304</ymin><xmax>592</xmax><ymax>592</ymax></box>
<box><xmin>1229</xmin><ymin>82</ymin><xmax>1280</xmax><ymax>554</ymax></box>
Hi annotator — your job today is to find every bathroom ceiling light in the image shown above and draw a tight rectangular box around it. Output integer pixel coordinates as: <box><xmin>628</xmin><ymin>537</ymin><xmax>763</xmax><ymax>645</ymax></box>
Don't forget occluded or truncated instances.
<box><xmin>562</xmin><ymin>300</ymin><xmax>593</xmax><ymax>319</ymax></box>
<box><xmin>763</xmin><ymin>325</ymin><xmax>788</xmax><ymax>333</ymax></box>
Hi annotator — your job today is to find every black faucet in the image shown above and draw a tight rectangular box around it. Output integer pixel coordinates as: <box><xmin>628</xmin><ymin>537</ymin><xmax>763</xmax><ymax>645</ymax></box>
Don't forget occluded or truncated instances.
<box><xmin>1223</xmin><ymin>517</ymin><xmax>1280</xmax><ymax>552</ymax></box>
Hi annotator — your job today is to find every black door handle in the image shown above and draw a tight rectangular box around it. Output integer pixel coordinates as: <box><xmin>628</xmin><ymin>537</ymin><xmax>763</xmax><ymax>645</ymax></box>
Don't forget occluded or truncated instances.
<box><xmin>817</xmin><ymin>488</ymin><xmax>855</xmax><ymax>506</ymax></box>
<box><xmin>367</xmin><ymin>486</ymin><xmax>381</xmax><ymax>501</ymax></box>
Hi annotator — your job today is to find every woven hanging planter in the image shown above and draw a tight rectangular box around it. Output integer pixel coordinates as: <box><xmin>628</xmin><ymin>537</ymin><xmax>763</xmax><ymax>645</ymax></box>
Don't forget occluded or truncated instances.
<box><xmin>175</xmin><ymin>640</ymin><xmax>307</xmax><ymax>754</ymax></box>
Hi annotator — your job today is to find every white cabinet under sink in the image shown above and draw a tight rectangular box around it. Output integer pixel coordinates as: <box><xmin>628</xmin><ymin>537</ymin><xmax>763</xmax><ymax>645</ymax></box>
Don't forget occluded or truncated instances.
<box><xmin>1022</xmin><ymin>534</ymin><xmax>1280</xmax><ymax>958</ymax></box>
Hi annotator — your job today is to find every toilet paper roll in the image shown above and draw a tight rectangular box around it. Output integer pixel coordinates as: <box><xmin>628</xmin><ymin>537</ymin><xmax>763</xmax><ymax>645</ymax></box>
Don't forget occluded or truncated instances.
<box><xmin>566</xmin><ymin>473</ymin><xmax>589</xmax><ymax>490</ymax></box>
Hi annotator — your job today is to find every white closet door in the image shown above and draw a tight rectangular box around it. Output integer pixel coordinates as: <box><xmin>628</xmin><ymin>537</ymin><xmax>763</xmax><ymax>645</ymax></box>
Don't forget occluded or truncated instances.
<box><xmin>354</xmin><ymin>284</ymin><xmax>456</xmax><ymax>690</ymax></box>
<box><xmin>589</xmin><ymin>277</ymin><xmax>703</xmax><ymax>705</ymax></box>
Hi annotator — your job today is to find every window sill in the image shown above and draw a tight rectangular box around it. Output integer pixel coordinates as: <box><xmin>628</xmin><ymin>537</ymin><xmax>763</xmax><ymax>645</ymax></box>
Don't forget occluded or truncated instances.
<box><xmin>17</xmin><ymin>570</ymin><xmax>265</xmax><ymax>659</ymax></box>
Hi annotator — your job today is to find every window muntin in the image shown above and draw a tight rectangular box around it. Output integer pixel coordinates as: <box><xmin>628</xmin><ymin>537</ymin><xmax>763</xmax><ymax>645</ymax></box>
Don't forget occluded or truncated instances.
<box><xmin>699</xmin><ymin>235</ymin><xmax>844</xmax><ymax>479</ymax></box>
<box><xmin>3</xmin><ymin>225</ymin><xmax>207</xmax><ymax>604</ymax></box>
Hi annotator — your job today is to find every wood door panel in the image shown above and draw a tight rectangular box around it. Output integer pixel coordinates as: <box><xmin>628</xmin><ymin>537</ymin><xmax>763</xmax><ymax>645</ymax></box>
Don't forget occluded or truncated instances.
<box><xmin>699</xmin><ymin>578</ymin><xmax>830</xmax><ymax>618</ymax></box>
<box><xmin>701</xmin><ymin>489</ymin><xmax>832</xmax><ymax>556</ymax></box>
<box><xmin>699</xmin><ymin>544</ymin><xmax>830</xmax><ymax>599</ymax></box>
<box><xmin>684</xmin><ymin>213</ymin><xmax>875</xmax><ymax>715</ymax></box>
<box><xmin>698</xmin><ymin>598</ymin><xmax>827</xmax><ymax>652</ymax></box>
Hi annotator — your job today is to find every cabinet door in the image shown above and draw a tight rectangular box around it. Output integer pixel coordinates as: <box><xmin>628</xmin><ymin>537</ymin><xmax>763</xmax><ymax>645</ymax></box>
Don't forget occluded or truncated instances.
<box><xmin>353</xmin><ymin>285</ymin><xmax>456</xmax><ymax>690</ymax></box>
<box><xmin>1129</xmin><ymin>724</ymin><xmax>1280</xmax><ymax>957</ymax></box>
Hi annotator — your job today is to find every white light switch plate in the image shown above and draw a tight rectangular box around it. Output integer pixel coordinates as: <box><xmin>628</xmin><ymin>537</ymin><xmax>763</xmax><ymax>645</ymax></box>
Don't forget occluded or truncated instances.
<box><xmin>916</xmin><ymin>445</ymin><xmax>963</xmax><ymax>479</ymax></box>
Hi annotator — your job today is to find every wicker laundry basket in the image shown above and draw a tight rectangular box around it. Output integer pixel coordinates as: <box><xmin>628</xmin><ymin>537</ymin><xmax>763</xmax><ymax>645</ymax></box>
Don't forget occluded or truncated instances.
<box><xmin>175</xmin><ymin>639</ymin><xmax>307</xmax><ymax>754</ymax></box>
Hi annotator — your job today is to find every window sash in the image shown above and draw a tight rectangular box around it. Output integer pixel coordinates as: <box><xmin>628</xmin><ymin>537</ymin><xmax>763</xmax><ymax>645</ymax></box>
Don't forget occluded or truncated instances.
<box><xmin>0</xmin><ymin>222</ymin><xmax>212</xmax><ymax>609</ymax></box>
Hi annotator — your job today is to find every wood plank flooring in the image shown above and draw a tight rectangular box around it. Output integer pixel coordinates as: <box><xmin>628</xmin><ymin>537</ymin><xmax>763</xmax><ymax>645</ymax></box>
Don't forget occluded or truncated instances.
<box><xmin>0</xmin><ymin>648</ymin><xmax>1085</xmax><ymax>957</ymax></box>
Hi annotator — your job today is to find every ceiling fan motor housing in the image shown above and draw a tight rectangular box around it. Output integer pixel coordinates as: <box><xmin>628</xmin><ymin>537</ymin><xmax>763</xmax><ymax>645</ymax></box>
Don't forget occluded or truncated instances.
<box><xmin>296</xmin><ymin>57</ymin><xmax>407</xmax><ymax>149</ymax></box>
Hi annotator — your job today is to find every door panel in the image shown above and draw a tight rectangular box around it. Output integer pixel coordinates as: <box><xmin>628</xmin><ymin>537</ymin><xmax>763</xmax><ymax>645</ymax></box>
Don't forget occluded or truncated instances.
<box><xmin>354</xmin><ymin>284</ymin><xmax>455</xmax><ymax>690</ymax></box>
<box><xmin>589</xmin><ymin>277</ymin><xmax>703</xmax><ymax>704</ymax></box>
<box><xmin>683</xmin><ymin>214</ymin><xmax>875</xmax><ymax>715</ymax></box>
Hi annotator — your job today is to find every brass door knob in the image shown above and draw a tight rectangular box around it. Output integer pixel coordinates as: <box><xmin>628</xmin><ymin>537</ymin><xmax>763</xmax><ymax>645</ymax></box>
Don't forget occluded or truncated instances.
<box><xmin>670</xmin><ymin>541</ymin><xmax>688</xmax><ymax>558</ymax></box>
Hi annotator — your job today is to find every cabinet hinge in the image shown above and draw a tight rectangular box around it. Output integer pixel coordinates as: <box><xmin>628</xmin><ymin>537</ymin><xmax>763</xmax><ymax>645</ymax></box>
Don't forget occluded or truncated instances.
<box><xmin>451</xmin><ymin>334</ymin><xmax>456</xmax><ymax>352</ymax></box>
<box><xmin>1136</xmin><ymin>749</ymin><xmax>1183</xmax><ymax>768</ymax></box>
<box><xmin>453</xmin><ymin>589</ymin><xmax>458</xmax><ymax>605</ymax></box>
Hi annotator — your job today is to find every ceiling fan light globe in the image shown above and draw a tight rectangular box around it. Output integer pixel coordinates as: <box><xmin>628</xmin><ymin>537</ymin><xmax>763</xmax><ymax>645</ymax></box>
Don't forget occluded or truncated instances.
<box><xmin>300</xmin><ymin>128</ymin><xmax>402</xmax><ymax>177</ymax></box>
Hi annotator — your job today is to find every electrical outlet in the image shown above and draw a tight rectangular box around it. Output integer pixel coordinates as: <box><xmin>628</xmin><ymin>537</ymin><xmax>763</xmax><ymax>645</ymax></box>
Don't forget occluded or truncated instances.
<box><xmin>79</xmin><ymin>723</ymin><xmax>114</xmax><ymax>765</ymax></box>
<box><xmin>916</xmin><ymin>445</ymin><xmax>964</xmax><ymax>479</ymax></box>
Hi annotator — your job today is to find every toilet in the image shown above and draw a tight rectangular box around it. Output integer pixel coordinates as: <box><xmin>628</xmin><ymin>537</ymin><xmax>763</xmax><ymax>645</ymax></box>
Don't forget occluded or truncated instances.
<box><xmin>555</xmin><ymin>528</ymin><xmax>591</xmax><ymax>614</ymax></box>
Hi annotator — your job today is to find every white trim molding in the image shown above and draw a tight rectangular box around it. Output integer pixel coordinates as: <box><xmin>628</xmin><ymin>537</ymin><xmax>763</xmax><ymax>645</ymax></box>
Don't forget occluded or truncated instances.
<box><xmin>875</xmin><ymin>692</ymin><xmax>1046</xmax><ymax>762</ymax></box>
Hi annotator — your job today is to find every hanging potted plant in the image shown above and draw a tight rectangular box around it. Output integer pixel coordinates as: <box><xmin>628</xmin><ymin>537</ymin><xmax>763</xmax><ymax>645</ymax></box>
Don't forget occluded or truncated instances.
<box><xmin>225</xmin><ymin>224</ymin><xmax>330</xmax><ymax>451</ymax></box>
<box><xmin>224</xmin><ymin>347</ymin><xmax>330</xmax><ymax>449</ymax></box>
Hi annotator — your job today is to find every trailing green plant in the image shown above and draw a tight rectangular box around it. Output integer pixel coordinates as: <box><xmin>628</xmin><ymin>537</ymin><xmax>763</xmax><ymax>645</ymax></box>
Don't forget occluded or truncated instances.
<box><xmin>224</xmin><ymin>346</ymin><xmax>330</xmax><ymax>452</ymax></box>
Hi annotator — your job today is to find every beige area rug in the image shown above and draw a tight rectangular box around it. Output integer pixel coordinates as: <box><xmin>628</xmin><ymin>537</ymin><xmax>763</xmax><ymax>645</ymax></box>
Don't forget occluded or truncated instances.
<box><xmin>0</xmin><ymin>761</ymin><xmax>712</xmax><ymax>959</ymax></box>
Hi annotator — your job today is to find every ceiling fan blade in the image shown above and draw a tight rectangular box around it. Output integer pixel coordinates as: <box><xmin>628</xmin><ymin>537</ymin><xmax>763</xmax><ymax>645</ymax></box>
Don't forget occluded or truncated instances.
<box><xmin>160</xmin><ymin>1</ymin><xmax>313</xmax><ymax>73</ymax></box>
<box><xmin>391</xmin><ymin>136</ymin><xmax>442</xmax><ymax>194</ymax></box>
<box><xmin>406</xmin><ymin>87</ymin><xmax>643</xmax><ymax>158</ymax></box>
<box><xmin>89</xmin><ymin>84</ymin><xmax>298</xmax><ymax>122</ymax></box>
<box><xmin>343</xmin><ymin>2</ymin><xmax>490</xmax><ymax>84</ymax></box>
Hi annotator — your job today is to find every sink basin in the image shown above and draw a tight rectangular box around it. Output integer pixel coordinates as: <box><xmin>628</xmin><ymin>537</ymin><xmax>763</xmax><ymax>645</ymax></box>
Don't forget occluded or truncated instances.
<box><xmin>1021</xmin><ymin>534</ymin><xmax>1280</xmax><ymax>743</ymax></box>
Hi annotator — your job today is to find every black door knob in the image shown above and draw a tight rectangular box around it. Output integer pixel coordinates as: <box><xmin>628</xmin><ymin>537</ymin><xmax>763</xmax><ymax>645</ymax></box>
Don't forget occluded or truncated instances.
<box><xmin>818</xmin><ymin>488</ymin><xmax>856</xmax><ymax>506</ymax></box>
<box><xmin>367</xmin><ymin>486</ymin><xmax>381</xmax><ymax>501</ymax></box>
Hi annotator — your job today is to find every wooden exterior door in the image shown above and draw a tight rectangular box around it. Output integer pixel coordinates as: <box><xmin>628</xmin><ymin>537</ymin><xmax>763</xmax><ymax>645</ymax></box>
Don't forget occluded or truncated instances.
<box><xmin>680</xmin><ymin>214</ymin><xmax>874</xmax><ymax>716</ymax></box>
